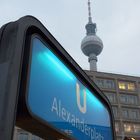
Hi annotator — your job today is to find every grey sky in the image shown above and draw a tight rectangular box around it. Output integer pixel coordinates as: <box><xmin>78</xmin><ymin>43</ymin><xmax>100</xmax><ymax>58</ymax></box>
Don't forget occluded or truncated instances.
<box><xmin>0</xmin><ymin>0</ymin><xmax>140</xmax><ymax>76</ymax></box>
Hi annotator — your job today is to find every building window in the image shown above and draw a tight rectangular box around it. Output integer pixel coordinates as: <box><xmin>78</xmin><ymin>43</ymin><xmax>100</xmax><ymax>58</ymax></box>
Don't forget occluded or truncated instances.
<box><xmin>119</xmin><ymin>94</ymin><xmax>138</xmax><ymax>105</ymax></box>
<box><xmin>105</xmin><ymin>92</ymin><xmax>117</xmax><ymax>103</ymax></box>
<box><xmin>95</xmin><ymin>78</ymin><xmax>115</xmax><ymax>89</ymax></box>
<box><xmin>18</xmin><ymin>132</ymin><xmax>28</xmax><ymax>140</ymax></box>
<box><xmin>122</xmin><ymin>109</ymin><xmax>129</xmax><ymax>118</ymax></box>
<box><xmin>124</xmin><ymin>123</ymin><xmax>133</xmax><ymax>133</ymax></box>
<box><xmin>124</xmin><ymin>123</ymin><xmax>140</xmax><ymax>134</ymax></box>
<box><xmin>130</xmin><ymin>110</ymin><xmax>137</xmax><ymax>119</ymax></box>
<box><xmin>133</xmin><ymin>124</ymin><xmax>140</xmax><ymax>133</ymax></box>
<box><xmin>120</xmin><ymin>95</ymin><xmax>127</xmax><ymax>103</ymax></box>
<box><xmin>122</xmin><ymin>108</ymin><xmax>140</xmax><ymax>120</ymax></box>
<box><xmin>118</xmin><ymin>81</ymin><xmax>136</xmax><ymax>91</ymax></box>
<box><xmin>96</xmin><ymin>79</ymin><xmax>104</xmax><ymax>87</ymax></box>
<box><xmin>128</xmin><ymin>83</ymin><xmax>135</xmax><ymax>91</ymax></box>
<box><xmin>130</xmin><ymin>110</ymin><xmax>140</xmax><ymax>120</ymax></box>
<box><xmin>118</xmin><ymin>82</ymin><xmax>126</xmax><ymax>90</ymax></box>
<box><xmin>112</xmin><ymin>107</ymin><xmax>118</xmax><ymax>118</ymax></box>
<box><xmin>129</xmin><ymin>95</ymin><xmax>138</xmax><ymax>105</ymax></box>
<box><xmin>115</xmin><ymin>122</ymin><xmax>120</xmax><ymax>133</ymax></box>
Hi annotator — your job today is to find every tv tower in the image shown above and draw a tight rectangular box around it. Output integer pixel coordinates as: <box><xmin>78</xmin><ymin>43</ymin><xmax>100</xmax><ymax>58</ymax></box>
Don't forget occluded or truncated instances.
<box><xmin>81</xmin><ymin>0</ymin><xmax>103</xmax><ymax>71</ymax></box>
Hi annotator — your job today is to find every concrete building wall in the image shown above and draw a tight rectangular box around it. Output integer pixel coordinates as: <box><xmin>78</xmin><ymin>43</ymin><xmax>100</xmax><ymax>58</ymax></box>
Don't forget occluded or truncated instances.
<box><xmin>85</xmin><ymin>70</ymin><xmax>140</xmax><ymax>140</ymax></box>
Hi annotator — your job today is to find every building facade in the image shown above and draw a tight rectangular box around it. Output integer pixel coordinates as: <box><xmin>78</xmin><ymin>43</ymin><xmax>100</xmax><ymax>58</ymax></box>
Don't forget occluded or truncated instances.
<box><xmin>85</xmin><ymin>70</ymin><xmax>140</xmax><ymax>140</ymax></box>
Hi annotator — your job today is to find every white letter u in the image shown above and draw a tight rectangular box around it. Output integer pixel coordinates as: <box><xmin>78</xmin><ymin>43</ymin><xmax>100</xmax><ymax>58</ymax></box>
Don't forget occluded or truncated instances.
<box><xmin>76</xmin><ymin>83</ymin><xmax>86</xmax><ymax>114</ymax></box>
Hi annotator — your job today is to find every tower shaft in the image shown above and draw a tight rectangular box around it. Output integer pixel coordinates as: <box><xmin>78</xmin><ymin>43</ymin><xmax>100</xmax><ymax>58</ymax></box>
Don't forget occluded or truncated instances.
<box><xmin>89</xmin><ymin>53</ymin><xmax>97</xmax><ymax>71</ymax></box>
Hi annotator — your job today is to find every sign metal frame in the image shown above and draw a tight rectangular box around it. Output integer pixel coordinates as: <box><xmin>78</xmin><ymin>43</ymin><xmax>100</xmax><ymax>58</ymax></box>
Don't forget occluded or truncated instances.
<box><xmin>0</xmin><ymin>16</ymin><xmax>116</xmax><ymax>140</ymax></box>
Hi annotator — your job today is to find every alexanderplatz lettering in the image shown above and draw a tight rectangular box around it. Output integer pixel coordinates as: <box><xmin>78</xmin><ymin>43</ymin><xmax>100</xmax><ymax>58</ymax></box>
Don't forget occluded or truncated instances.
<box><xmin>51</xmin><ymin>97</ymin><xmax>104</xmax><ymax>140</ymax></box>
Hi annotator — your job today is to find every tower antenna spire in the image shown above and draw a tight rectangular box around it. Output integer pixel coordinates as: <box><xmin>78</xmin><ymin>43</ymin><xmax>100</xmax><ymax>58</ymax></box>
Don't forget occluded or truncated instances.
<box><xmin>88</xmin><ymin>0</ymin><xmax>92</xmax><ymax>23</ymax></box>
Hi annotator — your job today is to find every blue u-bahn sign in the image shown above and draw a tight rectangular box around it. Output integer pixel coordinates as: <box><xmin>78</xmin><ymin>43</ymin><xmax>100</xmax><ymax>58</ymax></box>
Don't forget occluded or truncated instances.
<box><xmin>27</xmin><ymin>36</ymin><xmax>113</xmax><ymax>140</ymax></box>
<box><xmin>0</xmin><ymin>16</ymin><xmax>115</xmax><ymax>140</ymax></box>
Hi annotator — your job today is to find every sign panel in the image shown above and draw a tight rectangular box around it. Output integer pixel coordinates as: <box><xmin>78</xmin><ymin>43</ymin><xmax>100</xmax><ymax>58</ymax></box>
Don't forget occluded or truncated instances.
<box><xmin>27</xmin><ymin>36</ymin><xmax>113</xmax><ymax>140</ymax></box>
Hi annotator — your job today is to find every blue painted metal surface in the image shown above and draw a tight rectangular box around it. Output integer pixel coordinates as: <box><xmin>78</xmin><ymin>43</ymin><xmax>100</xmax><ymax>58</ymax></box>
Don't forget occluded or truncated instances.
<box><xmin>27</xmin><ymin>37</ymin><xmax>113</xmax><ymax>140</ymax></box>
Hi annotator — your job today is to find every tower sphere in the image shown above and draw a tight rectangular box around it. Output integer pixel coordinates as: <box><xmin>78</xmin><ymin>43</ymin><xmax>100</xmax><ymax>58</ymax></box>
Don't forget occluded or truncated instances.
<box><xmin>81</xmin><ymin>34</ymin><xmax>103</xmax><ymax>56</ymax></box>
